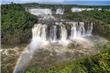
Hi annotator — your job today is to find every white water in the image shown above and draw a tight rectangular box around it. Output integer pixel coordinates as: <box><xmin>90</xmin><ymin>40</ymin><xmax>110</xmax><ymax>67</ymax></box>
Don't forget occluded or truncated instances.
<box><xmin>29</xmin><ymin>8</ymin><xmax>52</xmax><ymax>16</ymax></box>
<box><xmin>49</xmin><ymin>25</ymin><xmax>57</xmax><ymax>42</ymax></box>
<box><xmin>32</xmin><ymin>22</ymin><xmax>93</xmax><ymax>42</ymax></box>
<box><xmin>13</xmin><ymin>26</ymin><xmax>43</xmax><ymax>73</ymax></box>
<box><xmin>32</xmin><ymin>24</ymin><xmax>42</xmax><ymax>38</ymax></box>
<box><xmin>86</xmin><ymin>23</ymin><xmax>93</xmax><ymax>36</ymax></box>
<box><xmin>78</xmin><ymin>22</ymin><xmax>86</xmax><ymax>37</ymax></box>
<box><xmin>53</xmin><ymin>25</ymin><xmax>57</xmax><ymax>42</ymax></box>
<box><xmin>60</xmin><ymin>24</ymin><xmax>67</xmax><ymax>41</ymax></box>
<box><xmin>41</xmin><ymin>24</ymin><xmax>47</xmax><ymax>41</ymax></box>
<box><xmin>56</xmin><ymin>8</ymin><xmax>64</xmax><ymax>15</ymax></box>
<box><xmin>14</xmin><ymin>22</ymin><xmax>93</xmax><ymax>73</ymax></box>
<box><xmin>71</xmin><ymin>22</ymin><xmax>77</xmax><ymax>39</ymax></box>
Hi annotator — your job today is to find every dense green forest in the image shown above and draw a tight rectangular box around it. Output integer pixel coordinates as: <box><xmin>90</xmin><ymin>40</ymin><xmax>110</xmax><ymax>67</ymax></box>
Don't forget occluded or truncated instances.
<box><xmin>1</xmin><ymin>3</ymin><xmax>38</xmax><ymax>45</ymax></box>
<box><xmin>25</xmin><ymin>42</ymin><xmax>110</xmax><ymax>73</ymax></box>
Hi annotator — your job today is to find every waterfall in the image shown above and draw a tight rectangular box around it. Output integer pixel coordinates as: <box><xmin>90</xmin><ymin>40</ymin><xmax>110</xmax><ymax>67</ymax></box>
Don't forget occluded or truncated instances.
<box><xmin>78</xmin><ymin>22</ymin><xmax>86</xmax><ymax>37</ymax></box>
<box><xmin>53</xmin><ymin>25</ymin><xmax>57</xmax><ymax>42</ymax></box>
<box><xmin>86</xmin><ymin>23</ymin><xmax>93</xmax><ymax>36</ymax></box>
<box><xmin>32</xmin><ymin>24</ymin><xmax>42</xmax><ymax>39</ymax></box>
<box><xmin>32</xmin><ymin>22</ymin><xmax>93</xmax><ymax>43</ymax></box>
<box><xmin>49</xmin><ymin>25</ymin><xmax>57</xmax><ymax>42</ymax></box>
<box><xmin>41</xmin><ymin>24</ymin><xmax>47</xmax><ymax>41</ymax></box>
<box><xmin>60</xmin><ymin>24</ymin><xmax>67</xmax><ymax>40</ymax></box>
<box><xmin>71</xmin><ymin>22</ymin><xmax>77</xmax><ymax>39</ymax></box>
<box><xmin>56</xmin><ymin>8</ymin><xmax>64</xmax><ymax>15</ymax></box>
<box><xmin>13</xmin><ymin>22</ymin><xmax>94</xmax><ymax>73</ymax></box>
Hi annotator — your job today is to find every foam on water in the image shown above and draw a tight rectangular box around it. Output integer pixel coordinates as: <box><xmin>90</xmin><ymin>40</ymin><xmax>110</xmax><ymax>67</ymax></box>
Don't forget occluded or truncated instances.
<box><xmin>13</xmin><ymin>21</ymin><xmax>94</xmax><ymax>73</ymax></box>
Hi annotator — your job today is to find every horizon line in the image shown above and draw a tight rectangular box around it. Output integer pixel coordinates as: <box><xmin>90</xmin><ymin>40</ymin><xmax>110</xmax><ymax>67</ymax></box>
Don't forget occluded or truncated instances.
<box><xmin>1</xmin><ymin>1</ymin><xmax>110</xmax><ymax>5</ymax></box>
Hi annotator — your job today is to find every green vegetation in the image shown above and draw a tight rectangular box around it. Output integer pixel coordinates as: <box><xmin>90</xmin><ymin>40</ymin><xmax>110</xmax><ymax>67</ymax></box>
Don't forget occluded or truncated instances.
<box><xmin>64</xmin><ymin>10</ymin><xmax>110</xmax><ymax>24</ymax></box>
<box><xmin>23</xmin><ymin>3</ymin><xmax>110</xmax><ymax>9</ymax></box>
<box><xmin>25</xmin><ymin>42</ymin><xmax>110</xmax><ymax>73</ymax></box>
<box><xmin>1</xmin><ymin>3</ymin><xmax>110</xmax><ymax>45</ymax></box>
<box><xmin>1</xmin><ymin>3</ymin><xmax>38</xmax><ymax>45</ymax></box>
<box><xmin>1</xmin><ymin>3</ymin><xmax>110</xmax><ymax>73</ymax></box>
<box><xmin>64</xmin><ymin>11</ymin><xmax>110</xmax><ymax>40</ymax></box>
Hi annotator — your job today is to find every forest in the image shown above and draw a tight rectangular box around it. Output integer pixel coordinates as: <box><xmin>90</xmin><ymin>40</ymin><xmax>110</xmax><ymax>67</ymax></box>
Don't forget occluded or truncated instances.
<box><xmin>1</xmin><ymin>3</ymin><xmax>110</xmax><ymax>73</ymax></box>
<box><xmin>1</xmin><ymin>3</ymin><xmax>38</xmax><ymax>46</ymax></box>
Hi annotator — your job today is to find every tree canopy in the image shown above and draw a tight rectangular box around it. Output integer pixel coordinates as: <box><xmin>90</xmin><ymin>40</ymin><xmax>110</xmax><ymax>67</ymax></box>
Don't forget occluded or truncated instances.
<box><xmin>1</xmin><ymin>3</ymin><xmax>38</xmax><ymax>45</ymax></box>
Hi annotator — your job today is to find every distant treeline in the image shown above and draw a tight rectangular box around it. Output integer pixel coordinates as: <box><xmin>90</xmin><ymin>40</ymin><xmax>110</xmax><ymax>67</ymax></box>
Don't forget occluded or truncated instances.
<box><xmin>1</xmin><ymin>3</ymin><xmax>38</xmax><ymax>46</ymax></box>
<box><xmin>22</xmin><ymin>3</ymin><xmax>110</xmax><ymax>9</ymax></box>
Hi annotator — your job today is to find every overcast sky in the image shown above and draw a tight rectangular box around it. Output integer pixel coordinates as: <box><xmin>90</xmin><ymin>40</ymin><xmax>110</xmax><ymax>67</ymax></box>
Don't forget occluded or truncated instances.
<box><xmin>1</xmin><ymin>0</ymin><xmax>110</xmax><ymax>4</ymax></box>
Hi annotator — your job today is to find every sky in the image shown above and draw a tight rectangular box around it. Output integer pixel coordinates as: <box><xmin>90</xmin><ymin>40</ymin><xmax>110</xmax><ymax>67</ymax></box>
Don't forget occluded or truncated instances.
<box><xmin>1</xmin><ymin>0</ymin><xmax>110</xmax><ymax>5</ymax></box>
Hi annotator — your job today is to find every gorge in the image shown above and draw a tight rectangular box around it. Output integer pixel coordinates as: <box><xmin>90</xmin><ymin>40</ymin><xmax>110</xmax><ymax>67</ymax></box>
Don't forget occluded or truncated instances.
<box><xmin>13</xmin><ymin>8</ymin><xmax>108</xmax><ymax>73</ymax></box>
<box><xmin>1</xmin><ymin>4</ymin><xmax>110</xmax><ymax>73</ymax></box>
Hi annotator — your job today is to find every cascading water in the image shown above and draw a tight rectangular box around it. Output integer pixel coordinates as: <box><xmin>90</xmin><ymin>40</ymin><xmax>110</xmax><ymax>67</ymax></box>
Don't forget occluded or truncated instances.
<box><xmin>32</xmin><ymin>24</ymin><xmax>42</xmax><ymax>38</ymax></box>
<box><xmin>86</xmin><ymin>23</ymin><xmax>93</xmax><ymax>36</ymax></box>
<box><xmin>13</xmin><ymin>24</ymin><xmax>43</xmax><ymax>73</ymax></box>
<box><xmin>49</xmin><ymin>25</ymin><xmax>57</xmax><ymax>42</ymax></box>
<box><xmin>60</xmin><ymin>24</ymin><xmax>67</xmax><ymax>41</ymax></box>
<box><xmin>53</xmin><ymin>25</ymin><xmax>57</xmax><ymax>42</ymax></box>
<box><xmin>41</xmin><ymin>24</ymin><xmax>47</xmax><ymax>41</ymax></box>
<box><xmin>13</xmin><ymin>22</ymin><xmax>94</xmax><ymax>73</ymax></box>
<box><xmin>56</xmin><ymin>8</ymin><xmax>64</xmax><ymax>15</ymax></box>
<box><xmin>78</xmin><ymin>22</ymin><xmax>86</xmax><ymax>37</ymax></box>
<box><xmin>31</xmin><ymin>22</ymin><xmax>93</xmax><ymax>42</ymax></box>
<box><xmin>71</xmin><ymin>22</ymin><xmax>77</xmax><ymax>39</ymax></box>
